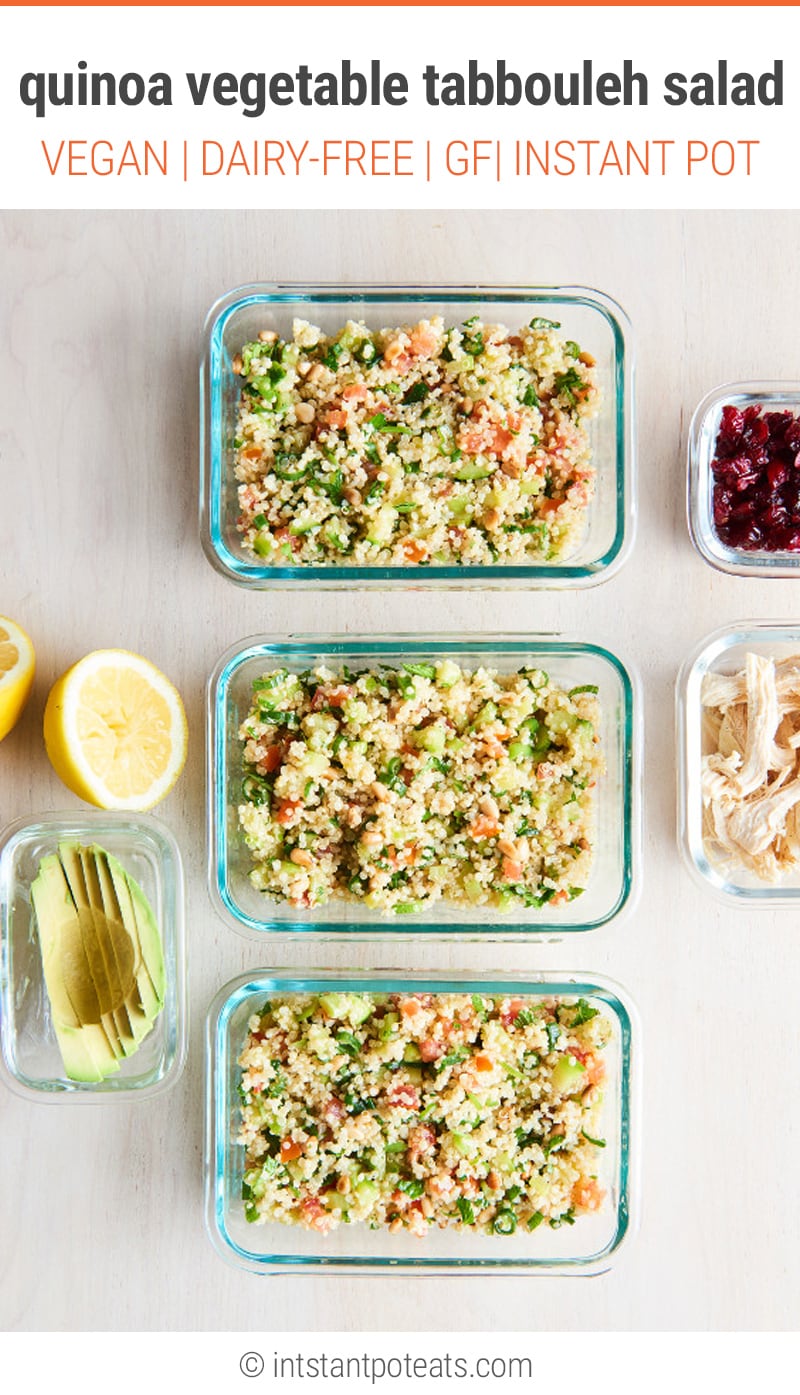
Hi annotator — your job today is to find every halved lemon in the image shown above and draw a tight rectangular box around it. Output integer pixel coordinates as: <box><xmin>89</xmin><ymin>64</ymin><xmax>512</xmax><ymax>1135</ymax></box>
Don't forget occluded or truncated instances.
<box><xmin>0</xmin><ymin>616</ymin><xmax>35</xmax><ymax>743</ymax></box>
<box><xmin>43</xmin><ymin>650</ymin><xmax>188</xmax><ymax>810</ymax></box>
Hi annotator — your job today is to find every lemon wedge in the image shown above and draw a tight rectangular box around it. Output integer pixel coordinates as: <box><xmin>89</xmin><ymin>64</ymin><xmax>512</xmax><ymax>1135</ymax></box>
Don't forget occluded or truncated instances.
<box><xmin>44</xmin><ymin>650</ymin><xmax>188</xmax><ymax>810</ymax></box>
<box><xmin>0</xmin><ymin>616</ymin><xmax>35</xmax><ymax>743</ymax></box>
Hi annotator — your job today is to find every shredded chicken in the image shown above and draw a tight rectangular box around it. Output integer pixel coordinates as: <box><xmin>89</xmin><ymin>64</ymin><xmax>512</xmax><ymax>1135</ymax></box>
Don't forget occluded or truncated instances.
<box><xmin>701</xmin><ymin>652</ymin><xmax>800</xmax><ymax>881</ymax></box>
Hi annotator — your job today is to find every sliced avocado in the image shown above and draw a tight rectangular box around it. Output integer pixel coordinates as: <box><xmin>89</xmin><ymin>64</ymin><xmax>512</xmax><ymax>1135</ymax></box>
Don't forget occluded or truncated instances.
<box><xmin>76</xmin><ymin>845</ymin><xmax>152</xmax><ymax>1056</ymax></box>
<box><xmin>57</xmin><ymin>841</ymin><xmax>127</xmax><ymax>1059</ymax></box>
<box><xmin>96</xmin><ymin>848</ymin><xmax>165</xmax><ymax>1015</ymax></box>
<box><xmin>92</xmin><ymin>850</ymin><xmax>158</xmax><ymax>1020</ymax></box>
<box><xmin>30</xmin><ymin>855</ymin><xmax>121</xmax><ymax>1082</ymax></box>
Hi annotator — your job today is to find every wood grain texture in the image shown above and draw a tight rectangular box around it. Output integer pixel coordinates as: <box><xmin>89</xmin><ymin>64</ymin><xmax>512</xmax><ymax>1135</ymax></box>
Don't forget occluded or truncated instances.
<box><xmin>1</xmin><ymin>209</ymin><xmax>800</xmax><ymax>1331</ymax></box>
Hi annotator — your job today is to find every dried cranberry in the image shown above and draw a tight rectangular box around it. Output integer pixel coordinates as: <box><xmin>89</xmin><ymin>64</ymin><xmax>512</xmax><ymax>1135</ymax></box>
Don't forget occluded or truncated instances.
<box><xmin>713</xmin><ymin>488</ymin><xmax>733</xmax><ymax>526</ymax></box>
<box><xmin>767</xmin><ymin>462</ymin><xmax>789</xmax><ymax>490</ymax></box>
<box><xmin>726</xmin><ymin>521</ymin><xmax>763</xmax><ymax>549</ymax></box>
<box><xmin>787</xmin><ymin>422</ymin><xmax>800</xmax><ymax>452</ymax></box>
<box><xmin>761</xmin><ymin>501</ymin><xmax>788</xmax><ymax>530</ymax></box>
<box><xmin>709</xmin><ymin>404</ymin><xmax>800</xmax><ymax>553</ymax></box>
<box><xmin>744</xmin><ymin>416</ymin><xmax>770</xmax><ymax>446</ymax></box>
<box><xmin>718</xmin><ymin>404</ymin><xmax>745</xmax><ymax>445</ymax></box>
<box><xmin>765</xmin><ymin>411</ymin><xmax>792</xmax><ymax>442</ymax></box>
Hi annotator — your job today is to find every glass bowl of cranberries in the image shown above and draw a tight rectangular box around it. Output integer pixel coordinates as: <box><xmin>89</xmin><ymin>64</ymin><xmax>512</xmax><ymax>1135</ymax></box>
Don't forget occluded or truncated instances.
<box><xmin>688</xmin><ymin>383</ymin><xmax>800</xmax><ymax>576</ymax></box>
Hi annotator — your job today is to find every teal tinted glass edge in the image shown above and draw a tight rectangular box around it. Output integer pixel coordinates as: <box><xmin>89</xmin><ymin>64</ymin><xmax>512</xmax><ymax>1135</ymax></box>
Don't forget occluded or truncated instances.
<box><xmin>211</xmin><ymin>637</ymin><xmax>634</xmax><ymax>936</ymax></box>
<box><xmin>210</xmin><ymin>976</ymin><xmax>632</xmax><ymax>1273</ymax></box>
<box><xmin>203</xmin><ymin>286</ymin><xmax>630</xmax><ymax>584</ymax></box>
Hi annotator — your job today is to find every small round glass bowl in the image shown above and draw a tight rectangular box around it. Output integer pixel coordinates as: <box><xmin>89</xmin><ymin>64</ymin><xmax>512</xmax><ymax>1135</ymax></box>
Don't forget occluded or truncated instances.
<box><xmin>0</xmin><ymin>810</ymin><xmax>187</xmax><ymax>1102</ymax></box>
<box><xmin>677</xmin><ymin>621</ymin><xmax>800</xmax><ymax>904</ymax></box>
<box><xmin>687</xmin><ymin>381</ymin><xmax>800</xmax><ymax>577</ymax></box>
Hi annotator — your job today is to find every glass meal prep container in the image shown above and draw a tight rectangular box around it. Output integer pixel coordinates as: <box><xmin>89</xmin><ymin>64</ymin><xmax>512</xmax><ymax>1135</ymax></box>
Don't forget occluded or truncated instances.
<box><xmin>205</xmin><ymin>969</ymin><xmax>638</xmax><ymax>1276</ymax></box>
<box><xmin>0</xmin><ymin>810</ymin><xmax>187</xmax><ymax>1101</ymax></box>
<box><xmin>208</xmin><ymin>632</ymin><xmax>640</xmax><ymax>940</ymax></box>
<box><xmin>677</xmin><ymin>621</ymin><xmax>800</xmax><ymax>903</ymax></box>
<box><xmin>687</xmin><ymin>381</ymin><xmax>800</xmax><ymax>577</ymax></box>
<box><xmin>200</xmin><ymin>283</ymin><xmax>634</xmax><ymax>590</ymax></box>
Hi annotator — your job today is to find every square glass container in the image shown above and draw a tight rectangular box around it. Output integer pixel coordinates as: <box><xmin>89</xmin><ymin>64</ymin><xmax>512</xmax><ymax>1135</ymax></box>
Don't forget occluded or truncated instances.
<box><xmin>0</xmin><ymin>810</ymin><xmax>187</xmax><ymax>1101</ymax></box>
<box><xmin>208</xmin><ymin>633</ymin><xmax>640</xmax><ymax>940</ymax></box>
<box><xmin>205</xmin><ymin>970</ymin><xmax>638</xmax><ymax>1276</ymax></box>
<box><xmin>200</xmin><ymin>283</ymin><xmax>634</xmax><ymax>590</ymax></box>
<box><xmin>687</xmin><ymin>381</ymin><xmax>800</xmax><ymax>577</ymax></box>
<box><xmin>677</xmin><ymin>621</ymin><xmax>800</xmax><ymax>903</ymax></box>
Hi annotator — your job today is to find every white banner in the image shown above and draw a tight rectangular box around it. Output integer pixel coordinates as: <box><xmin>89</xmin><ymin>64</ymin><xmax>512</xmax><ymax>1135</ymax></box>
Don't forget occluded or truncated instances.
<box><xmin>2</xmin><ymin>1330</ymin><xmax>799</xmax><ymax>1393</ymax></box>
<box><xmin>0</xmin><ymin>5</ymin><xmax>798</xmax><ymax>209</ymax></box>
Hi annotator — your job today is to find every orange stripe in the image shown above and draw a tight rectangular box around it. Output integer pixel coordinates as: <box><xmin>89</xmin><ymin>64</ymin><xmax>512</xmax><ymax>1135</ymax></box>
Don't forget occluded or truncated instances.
<box><xmin>4</xmin><ymin>2</ymin><xmax>796</xmax><ymax>7</ymax></box>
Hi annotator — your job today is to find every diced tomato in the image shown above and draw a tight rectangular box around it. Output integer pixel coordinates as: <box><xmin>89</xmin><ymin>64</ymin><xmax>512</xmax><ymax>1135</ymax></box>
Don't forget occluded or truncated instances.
<box><xmin>300</xmin><ymin>1196</ymin><xmax>335</xmax><ymax>1233</ymax></box>
<box><xmin>311</xmin><ymin>684</ymin><xmax>351</xmax><ymax>711</ymax></box>
<box><xmin>342</xmin><ymin>383</ymin><xmax>368</xmax><ymax>402</ymax></box>
<box><xmin>400</xmin><ymin>998</ymin><xmax>422</xmax><ymax>1018</ymax></box>
<box><xmin>408</xmin><ymin>325</ymin><xmax>438</xmax><ymax>359</ymax></box>
<box><xmin>571</xmin><ymin>1177</ymin><xmax>605</xmax><ymax>1212</ymax></box>
<box><xmin>273</xmin><ymin>526</ymin><xmax>302</xmax><ymax>552</ymax></box>
<box><xmin>501</xmin><ymin>857</ymin><xmax>523</xmax><ymax>882</ymax></box>
<box><xmin>324</xmin><ymin>1097</ymin><xmax>347</xmax><ymax>1124</ymax></box>
<box><xmin>257</xmin><ymin>744</ymin><xmax>284</xmax><ymax>775</ymax></box>
<box><xmin>382</xmin><ymin>340</ymin><xmax>414</xmax><ymax>373</ymax></box>
<box><xmin>473</xmin><ymin>1053</ymin><xmax>493</xmax><ymax>1073</ymax></box>
<box><xmin>386</xmin><ymin>1081</ymin><xmax>421</xmax><ymax>1110</ymax></box>
<box><xmin>400</xmin><ymin>538</ymin><xmax>428</xmax><ymax>563</ymax></box>
<box><xmin>419</xmin><ymin>1038</ymin><xmax>443</xmax><ymax>1063</ymax></box>
<box><xmin>583</xmin><ymin>1052</ymin><xmax>605</xmax><ymax>1087</ymax></box>
<box><xmin>280</xmin><ymin>1138</ymin><xmax>304</xmax><ymax>1162</ymax></box>
<box><xmin>404</xmin><ymin>1121</ymin><xmax>435</xmax><ymax>1155</ymax></box>
<box><xmin>469</xmin><ymin>815</ymin><xmax>500</xmax><ymax>840</ymax></box>
<box><xmin>501</xmin><ymin>998</ymin><xmax>524</xmax><ymax>1028</ymax></box>
<box><xmin>539</xmin><ymin>498</ymin><xmax>561</xmax><ymax>516</ymax></box>
<box><xmin>273</xmin><ymin>798</ymin><xmax>302</xmax><ymax>825</ymax></box>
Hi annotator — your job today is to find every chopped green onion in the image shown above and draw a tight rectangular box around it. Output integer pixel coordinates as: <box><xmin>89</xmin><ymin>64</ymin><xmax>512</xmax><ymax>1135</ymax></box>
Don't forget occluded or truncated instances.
<box><xmin>581</xmin><ymin>1130</ymin><xmax>606</xmax><ymax>1148</ymax></box>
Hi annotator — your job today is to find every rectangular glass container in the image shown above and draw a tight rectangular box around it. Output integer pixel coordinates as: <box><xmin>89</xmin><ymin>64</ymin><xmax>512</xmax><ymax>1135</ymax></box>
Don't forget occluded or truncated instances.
<box><xmin>677</xmin><ymin>621</ymin><xmax>800</xmax><ymax>902</ymax></box>
<box><xmin>200</xmin><ymin>283</ymin><xmax>634</xmax><ymax>590</ymax></box>
<box><xmin>205</xmin><ymin>970</ymin><xmax>638</xmax><ymax>1276</ymax></box>
<box><xmin>687</xmin><ymin>381</ymin><xmax>800</xmax><ymax>577</ymax></box>
<box><xmin>208</xmin><ymin>633</ymin><xmax>640</xmax><ymax>940</ymax></box>
<box><xmin>0</xmin><ymin>810</ymin><xmax>187</xmax><ymax>1101</ymax></box>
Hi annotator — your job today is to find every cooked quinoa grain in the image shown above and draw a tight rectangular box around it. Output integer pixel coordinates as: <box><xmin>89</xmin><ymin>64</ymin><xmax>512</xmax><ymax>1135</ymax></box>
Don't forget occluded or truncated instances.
<box><xmin>234</xmin><ymin>315</ymin><xmax>599</xmax><ymax>568</ymax></box>
<box><xmin>237</xmin><ymin>662</ymin><xmax>603</xmax><ymax>913</ymax></box>
<box><xmin>238</xmin><ymin>991</ymin><xmax>611</xmax><ymax>1237</ymax></box>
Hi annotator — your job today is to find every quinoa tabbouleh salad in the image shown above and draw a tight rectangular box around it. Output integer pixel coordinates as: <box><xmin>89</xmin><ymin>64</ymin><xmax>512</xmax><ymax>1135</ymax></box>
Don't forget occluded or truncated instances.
<box><xmin>238</xmin><ymin>990</ymin><xmax>611</xmax><ymax>1237</ymax></box>
<box><xmin>233</xmin><ymin>314</ymin><xmax>600</xmax><ymax>568</ymax></box>
<box><xmin>237</xmin><ymin>660</ymin><xmax>603</xmax><ymax>914</ymax></box>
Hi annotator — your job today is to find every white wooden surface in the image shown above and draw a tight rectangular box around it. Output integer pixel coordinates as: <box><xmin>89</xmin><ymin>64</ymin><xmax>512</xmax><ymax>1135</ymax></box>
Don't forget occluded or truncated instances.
<box><xmin>2</xmin><ymin>209</ymin><xmax>800</xmax><ymax>1332</ymax></box>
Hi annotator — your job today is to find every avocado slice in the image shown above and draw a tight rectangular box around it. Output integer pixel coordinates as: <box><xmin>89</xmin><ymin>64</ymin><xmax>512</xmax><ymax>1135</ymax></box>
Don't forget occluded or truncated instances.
<box><xmin>30</xmin><ymin>855</ymin><xmax>121</xmax><ymax>1082</ymax></box>
<box><xmin>75</xmin><ymin>844</ymin><xmax>153</xmax><ymax>1056</ymax></box>
<box><xmin>57</xmin><ymin>841</ymin><xmax>130</xmax><ymax>1059</ymax></box>
<box><xmin>94</xmin><ymin>848</ymin><xmax>165</xmax><ymax>1017</ymax></box>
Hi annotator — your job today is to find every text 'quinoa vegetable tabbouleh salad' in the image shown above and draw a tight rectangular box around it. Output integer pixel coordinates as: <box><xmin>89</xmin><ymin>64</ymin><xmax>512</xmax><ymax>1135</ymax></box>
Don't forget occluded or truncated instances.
<box><xmin>233</xmin><ymin>315</ymin><xmax>600</xmax><ymax>568</ymax></box>
<box><xmin>238</xmin><ymin>991</ymin><xmax>611</xmax><ymax>1237</ymax></box>
<box><xmin>238</xmin><ymin>661</ymin><xmax>603</xmax><ymax>914</ymax></box>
